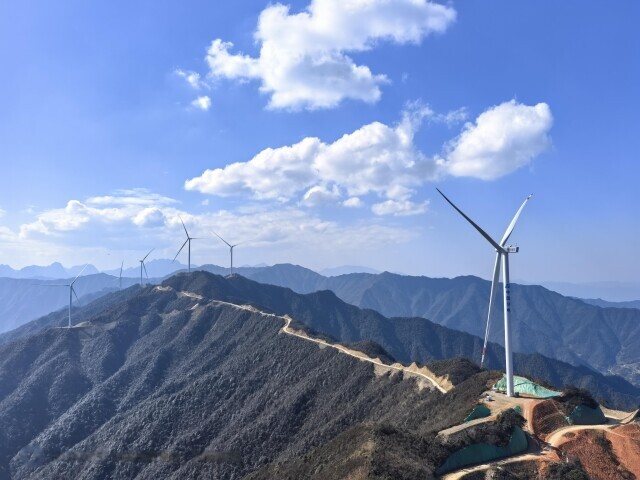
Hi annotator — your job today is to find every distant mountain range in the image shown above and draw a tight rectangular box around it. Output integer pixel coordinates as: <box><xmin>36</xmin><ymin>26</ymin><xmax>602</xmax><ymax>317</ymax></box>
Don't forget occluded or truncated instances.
<box><xmin>0</xmin><ymin>274</ymin><xmax>142</xmax><ymax>333</ymax></box>
<box><xmin>0</xmin><ymin>262</ymin><xmax>100</xmax><ymax>280</ymax></box>
<box><xmin>3</xmin><ymin>262</ymin><xmax>640</xmax><ymax>386</ymax></box>
<box><xmin>3</xmin><ymin>260</ymin><xmax>638</xmax><ymax>302</ymax></box>
<box><xmin>319</xmin><ymin>265</ymin><xmax>381</xmax><ymax>276</ymax></box>
<box><xmin>581</xmin><ymin>297</ymin><xmax>640</xmax><ymax>309</ymax></box>
<box><xmin>232</xmin><ymin>265</ymin><xmax>640</xmax><ymax>387</ymax></box>
<box><xmin>533</xmin><ymin>280</ymin><xmax>640</xmax><ymax>303</ymax></box>
<box><xmin>103</xmin><ymin>259</ymin><xmax>190</xmax><ymax>279</ymax></box>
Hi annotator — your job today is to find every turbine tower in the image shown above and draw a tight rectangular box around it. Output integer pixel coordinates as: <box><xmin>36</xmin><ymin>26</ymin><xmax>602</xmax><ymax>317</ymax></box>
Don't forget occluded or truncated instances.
<box><xmin>173</xmin><ymin>216</ymin><xmax>199</xmax><ymax>273</ymax></box>
<box><xmin>36</xmin><ymin>264</ymin><xmax>89</xmax><ymax>328</ymax></box>
<box><xmin>213</xmin><ymin>232</ymin><xmax>241</xmax><ymax>275</ymax></box>
<box><xmin>139</xmin><ymin>249</ymin><xmax>153</xmax><ymax>286</ymax></box>
<box><xmin>437</xmin><ymin>189</ymin><xmax>532</xmax><ymax>397</ymax></box>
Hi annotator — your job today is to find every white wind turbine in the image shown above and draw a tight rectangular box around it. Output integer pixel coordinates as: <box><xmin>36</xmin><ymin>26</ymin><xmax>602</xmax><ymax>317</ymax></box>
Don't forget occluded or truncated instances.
<box><xmin>173</xmin><ymin>216</ymin><xmax>199</xmax><ymax>273</ymax></box>
<box><xmin>139</xmin><ymin>249</ymin><xmax>153</xmax><ymax>286</ymax></box>
<box><xmin>213</xmin><ymin>232</ymin><xmax>241</xmax><ymax>275</ymax></box>
<box><xmin>437</xmin><ymin>189</ymin><xmax>532</xmax><ymax>397</ymax></box>
<box><xmin>36</xmin><ymin>264</ymin><xmax>89</xmax><ymax>328</ymax></box>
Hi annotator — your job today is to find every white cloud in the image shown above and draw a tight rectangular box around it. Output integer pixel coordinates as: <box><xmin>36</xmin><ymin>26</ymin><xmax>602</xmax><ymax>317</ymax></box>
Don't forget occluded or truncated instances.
<box><xmin>186</xmin><ymin>101</ymin><xmax>552</xmax><ymax>215</ymax></box>
<box><xmin>204</xmin><ymin>0</ymin><xmax>456</xmax><ymax>110</ymax></box>
<box><xmin>10</xmin><ymin>190</ymin><xmax>415</xmax><ymax>269</ymax></box>
<box><xmin>185</xmin><ymin>136</ymin><xmax>322</xmax><ymax>201</ymax></box>
<box><xmin>185</xmin><ymin>104</ymin><xmax>436</xmax><ymax>213</ymax></box>
<box><xmin>441</xmin><ymin>100</ymin><xmax>553</xmax><ymax>180</ymax></box>
<box><xmin>20</xmin><ymin>189</ymin><xmax>177</xmax><ymax>238</ymax></box>
<box><xmin>0</xmin><ymin>208</ymin><xmax>6</xmax><ymax>218</ymax></box>
<box><xmin>343</xmin><ymin>197</ymin><xmax>363</xmax><ymax>208</ymax></box>
<box><xmin>191</xmin><ymin>96</ymin><xmax>212</xmax><ymax>111</ymax></box>
<box><xmin>175</xmin><ymin>69</ymin><xmax>206</xmax><ymax>90</ymax></box>
<box><xmin>132</xmin><ymin>207</ymin><xmax>167</xmax><ymax>227</ymax></box>
<box><xmin>300</xmin><ymin>185</ymin><xmax>341</xmax><ymax>207</ymax></box>
<box><xmin>372</xmin><ymin>199</ymin><xmax>428</xmax><ymax>216</ymax></box>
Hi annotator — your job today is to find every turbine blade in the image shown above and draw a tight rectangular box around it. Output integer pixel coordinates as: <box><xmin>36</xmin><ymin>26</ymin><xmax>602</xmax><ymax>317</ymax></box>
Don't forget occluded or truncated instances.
<box><xmin>34</xmin><ymin>283</ymin><xmax>69</xmax><ymax>287</ymax></box>
<box><xmin>143</xmin><ymin>262</ymin><xmax>149</xmax><ymax>279</ymax></box>
<box><xmin>173</xmin><ymin>239</ymin><xmax>189</xmax><ymax>262</ymax></box>
<box><xmin>72</xmin><ymin>286</ymin><xmax>79</xmax><ymax>302</ymax></box>
<box><xmin>142</xmin><ymin>248</ymin><xmax>154</xmax><ymax>262</ymax></box>
<box><xmin>179</xmin><ymin>215</ymin><xmax>190</xmax><ymax>238</ymax></box>
<box><xmin>71</xmin><ymin>263</ymin><xmax>89</xmax><ymax>285</ymax></box>
<box><xmin>213</xmin><ymin>231</ymin><xmax>232</xmax><ymax>248</ymax></box>
<box><xmin>436</xmin><ymin>188</ymin><xmax>502</xmax><ymax>252</ymax></box>
<box><xmin>500</xmin><ymin>194</ymin><xmax>533</xmax><ymax>246</ymax></box>
<box><xmin>481</xmin><ymin>253</ymin><xmax>501</xmax><ymax>369</ymax></box>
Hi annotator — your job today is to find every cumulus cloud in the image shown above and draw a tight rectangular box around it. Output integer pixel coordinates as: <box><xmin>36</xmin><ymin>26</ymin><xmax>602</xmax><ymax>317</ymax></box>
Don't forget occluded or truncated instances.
<box><xmin>0</xmin><ymin>208</ymin><xmax>6</xmax><ymax>218</ymax></box>
<box><xmin>175</xmin><ymin>69</ymin><xmax>206</xmax><ymax>90</ymax></box>
<box><xmin>20</xmin><ymin>189</ymin><xmax>178</xmax><ymax>238</ymax></box>
<box><xmin>11</xmin><ymin>189</ymin><xmax>414</xmax><ymax>268</ymax></box>
<box><xmin>441</xmin><ymin>100</ymin><xmax>553</xmax><ymax>180</ymax></box>
<box><xmin>343</xmin><ymin>197</ymin><xmax>363</xmax><ymax>208</ymax></box>
<box><xmin>185</xmin><ymin>104</ymin><xmax>436</xmax><ymax>214</ymax></box>
<box><xmin>186</xmin><ymin>101</ymin><xmax>553</xmax><ymax>215</ymax></box>
<box><xmin>204</xmin><ymin>0</ymin><xmax>456</xmax><ymax>110</ymax></box>
<box><xmin>191</xmin><ymin>96</ymin><xmax>212</xmax><ymax>111</ymax></box>
<box><xmin>300</xmin><ymin>185</ymin><xmax>341</xmax><ymax>207</ymax></box>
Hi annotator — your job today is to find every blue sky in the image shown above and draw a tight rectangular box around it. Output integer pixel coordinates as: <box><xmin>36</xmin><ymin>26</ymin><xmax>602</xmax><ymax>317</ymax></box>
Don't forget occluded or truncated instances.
<box><xmin>0</xmin><ymin>0</ymin><xmax>638</xmax><ymax>283</ymax></box>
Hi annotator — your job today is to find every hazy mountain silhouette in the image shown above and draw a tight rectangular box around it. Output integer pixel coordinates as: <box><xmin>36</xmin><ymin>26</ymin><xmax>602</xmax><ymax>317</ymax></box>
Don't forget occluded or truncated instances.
<box><xmin>0</xmin><ymin>263</ymin><xmax>100</xmax><ymax>280</ymax></box>
<box><xmin>0</xmin><ymin>274</ymin><xmax>141</xmax><ymax>334</ymax></box>
<box><xmin>4</xmin><ymin>263</ymin><xmax>640</xmax><ymax>386</ymax></box>
<box><xmin>239</xmin><ymin>265</ymin><xmax>640</xmax><ymax>386</ymax></box>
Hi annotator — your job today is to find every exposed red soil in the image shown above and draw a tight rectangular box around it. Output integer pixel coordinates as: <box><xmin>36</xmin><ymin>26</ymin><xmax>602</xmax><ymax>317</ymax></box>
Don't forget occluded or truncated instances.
<box><xmin>531</xmin><ymin>399</ymin><xmax>569</xmax><ymax>440</ymax></box>
<box><xmin>557</xmin><ymin>428</ymin><xmax>636</xmax><ymax>480</ymax></box>
<box><xmin>608</xmin><ymin>423</ymin><xmax>640</xmax><ymax>478</ymax></box>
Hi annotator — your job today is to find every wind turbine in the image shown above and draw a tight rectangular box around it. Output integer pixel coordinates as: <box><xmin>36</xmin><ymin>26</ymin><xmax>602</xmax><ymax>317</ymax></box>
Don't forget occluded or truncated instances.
<box><xmin>139</xmin><ymin>249</ymin><xmax>153</xmax><ymax>286</ymax></box>
<box><xmin>437</xmin><ymin>189</ymin><xmax>532</xmax><ymax>397</ymax></box>
<box><xmin>35</xmin><ymin>264</ymin><xmax>89</xmax><ymax>328</ymax></box>
<box><xmin>213</xmin><ymin>232</ymin><xmax>241</xmax><ymax>275</ymax></box>
<box><xmin>173</xmin><ymin>216</ymin><xmax>199</xmax><ymax>273</ymax></box>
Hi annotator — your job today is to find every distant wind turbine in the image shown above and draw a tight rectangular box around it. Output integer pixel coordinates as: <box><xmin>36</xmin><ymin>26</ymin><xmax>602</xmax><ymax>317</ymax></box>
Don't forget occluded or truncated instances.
<box><xmin>35</xmin><ymin>264</ymin><xmax>89</xmax><ymax>328</ymax></box>
<box><xmin>437</xmin><ymin>189</ymin><xmax>532</xmax><ymax>398</ymax></box>
<box><xmin>173</xmin><ymin>216</ymin><xmax>199</xmax><ymax>273</ymax></box>
<box><xmin>139</xmin><ymin>249</ymin><xmax>153</xmax><ymax>286</ymax></box>
<box><xmin>119</xmin><ymin>260</ymin><xmax>124</xmax><ymax>290</ymax></box>
<box><xmin>213</xmin><ymin>232</ymin><xmax>242</xmax><ymax>275</ymax></box>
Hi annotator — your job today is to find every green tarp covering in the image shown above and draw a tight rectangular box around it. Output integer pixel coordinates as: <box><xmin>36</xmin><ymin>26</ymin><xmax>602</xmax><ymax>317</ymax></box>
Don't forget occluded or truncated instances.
<box><xmin>435</xmin><ymin>425</ymin><xmax>528</xmax><ymax>475</ymax></box>
<box><xmin>464</xmin><ymin>404</ymin><xmax>491</xmax><ymax>422</ymax></box>
<box><xmin>494</xmin><ymin>375</ymin><xmax>561</xmax><ymax>398</ymax></box>
<box><xmin>569</xmin><ymin>405</ymin><xmax>607</xmax><ymax>425</ymax></box>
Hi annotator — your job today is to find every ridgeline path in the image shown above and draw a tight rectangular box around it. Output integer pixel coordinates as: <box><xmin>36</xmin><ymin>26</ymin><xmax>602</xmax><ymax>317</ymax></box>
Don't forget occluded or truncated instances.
<box><xmin>171</xmin><ymin>287</ymin><xmax>450</xmax><ymax>394</ymax></box>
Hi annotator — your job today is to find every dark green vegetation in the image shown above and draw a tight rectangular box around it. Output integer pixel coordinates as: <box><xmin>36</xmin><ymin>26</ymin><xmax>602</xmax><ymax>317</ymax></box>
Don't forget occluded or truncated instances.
<box><xmin>559</xmin><ymin>387</ymin><xmax>598</xmax><ymax>413</ymax></box>
<box><xmin>545</xmin><ymin>460</ymin><xmax>589</xmax><ymax>480</ymax></box>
